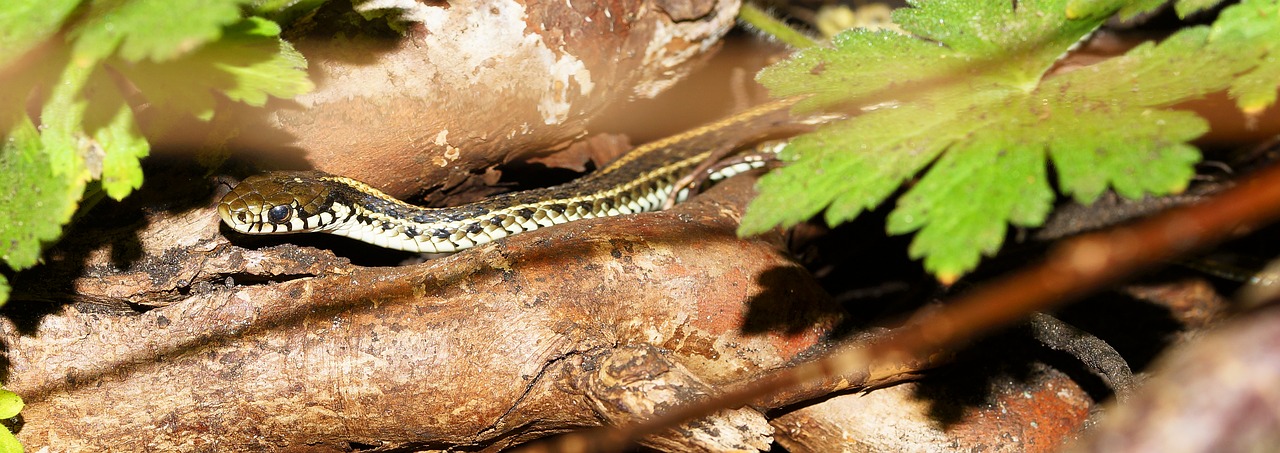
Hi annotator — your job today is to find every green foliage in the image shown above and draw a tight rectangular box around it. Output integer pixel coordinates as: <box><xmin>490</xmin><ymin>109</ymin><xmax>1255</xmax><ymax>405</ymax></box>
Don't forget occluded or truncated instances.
<box><xmin>1</xmin><ymin>112</ymin><xmax>80</xmax><ymax>272</ymax></box>
<box><xmin>741</xmin><ymin>0</ymin><xmax>1280</xmax><ymax>281</ymax></box>
<box><xmin>120</xmin><ymin>17</ymin><xmax>313</xmax><ymax>120</ymax></box>
<box><xmin>1173</xmin><ymin>0</ymin><xmax>1231</xmax><ymax>15</ymax></box>
<box><xmin>71</xmin><ymin>0</ymin><xmax>249</xmax><ymax>62</ymax></box>
<box><xmin>0</xmin><ymin>0</ymin><xmax>80</xmax><ymax>68</ymax></box>
<box><xmin>1211</xmin><ymin>0</ymin><xmax>1280</xmax><ymax>112</ymax></box>
<box><xmin>1074</xmin><ymin>0</ymin><xmax>1230</xmax><ymax>21</ymax></box>
<box><xmin>251</xmin><ymin>0</ymin><xmax>329</xmax><ymax>26</ymax></box>
<box><xmin>0</xmin><ymin>387</ymin><xmax>22</xmax><ymax>452</ymax></box>
<box><xmin>0</xmin><ymin>0</ymin><xmax>314</xmax><ymax>305</ymax></box>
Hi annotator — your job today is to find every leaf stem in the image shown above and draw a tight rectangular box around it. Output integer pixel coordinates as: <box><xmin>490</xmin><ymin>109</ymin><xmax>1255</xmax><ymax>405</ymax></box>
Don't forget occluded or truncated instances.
<box><xmin>737</xmin><ymin>3</ymin><xmax>818</xmax><ymax>49</ymax></box>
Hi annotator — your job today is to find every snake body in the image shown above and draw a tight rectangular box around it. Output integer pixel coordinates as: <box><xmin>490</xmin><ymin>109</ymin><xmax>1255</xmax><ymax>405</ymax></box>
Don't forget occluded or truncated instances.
<box><xmin>217</xmin><ymin>98</ymin><xmax>809</xmax><ymax>253</ymax></box>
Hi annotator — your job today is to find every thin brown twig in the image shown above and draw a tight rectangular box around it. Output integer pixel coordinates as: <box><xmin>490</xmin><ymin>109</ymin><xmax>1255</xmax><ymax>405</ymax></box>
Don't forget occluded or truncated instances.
<box><xmin>515</xmin><ymin>160</ymin><xmax>1280</xmax><ymax>452</ymax></box>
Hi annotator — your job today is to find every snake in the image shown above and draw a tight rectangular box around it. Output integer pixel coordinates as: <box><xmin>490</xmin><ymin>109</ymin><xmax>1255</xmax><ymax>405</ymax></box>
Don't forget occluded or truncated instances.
<box><xmin>217</xmin><ymin>97</ymin><xmax>816</xmax><ymax>253</ymax></box>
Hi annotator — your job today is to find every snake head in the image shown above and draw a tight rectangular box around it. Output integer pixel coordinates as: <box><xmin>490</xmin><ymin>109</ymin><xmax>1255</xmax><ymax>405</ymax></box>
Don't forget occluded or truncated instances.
<box><xmin>218</xmin><ymin>171</ymin><xmax>336</xmax><ymax>235</ymax></box>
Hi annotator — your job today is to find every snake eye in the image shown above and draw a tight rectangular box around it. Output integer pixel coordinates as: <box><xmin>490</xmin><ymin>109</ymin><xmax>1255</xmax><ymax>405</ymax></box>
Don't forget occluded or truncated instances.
<box><xmin>267</xmin><ymin>205</ymin><xmax>293</xmax><ymax>224</ymax></box>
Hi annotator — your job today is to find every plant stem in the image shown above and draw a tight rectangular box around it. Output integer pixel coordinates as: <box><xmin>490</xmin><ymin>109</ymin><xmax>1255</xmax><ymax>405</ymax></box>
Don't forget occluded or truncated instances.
<box><xmin>738</xmin><ymin>2</ymin><xmax>818</xmax><ymax>49</ymax></box>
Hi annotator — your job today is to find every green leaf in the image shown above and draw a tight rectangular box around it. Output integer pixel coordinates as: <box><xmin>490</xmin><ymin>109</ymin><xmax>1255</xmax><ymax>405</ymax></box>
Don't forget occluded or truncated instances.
<box><xmin>83</xmin><ymin>74</ymin><xmax>150</xmax><ymax>200</ymax></box>
<box><xmin>1047</xmin><ymin>28</ymin><xmax>1247</xmax><ymax>107</ymax></box>
<box><xmin>251</xmin><ymin>0</ymin><xmax>328</xmax><ymax>26</ymax></box>
<box><xmin>1113</xmin><ymin>0</ymin><xmax>1172</xmax><ymax>20</ymax></box>
<box><xmin>0</xmin><ymin>42</ymin><xmax>65</xmax><ymax>144</ymax></box>
<box><xmin>1063</xmin><ymin>0</ymin><xmax>1145</xmax><ymax>20</ymax></box>
<box><xmin>1</xmin><ymin>6</ymin><xmax>313</xmax><ymax>288</ymax></box>
<box><xmin>739</xmin><ymin>100</ymin><xmax>963</xmax><ymax>235</ymax></box>
<box><xmin>71</xmin><ymin>0</ymin><xmax>253</xmax><ymax>63</ymax></box>
<box><xmin>1037</xmin><ymin>30</ymin><xmax>1224</xmax><ymax>203</ymax></box>
<box><xmin>0</xmin><ymin>277</ymin><xmax>8</xmax><ymax>309</ymax></box>
<box><xmin>0</xmin><ymin>389</ymin><xmax>21</xmax><ymax>419</ymax></box>
<box><xmin>742</xmin><ymin>0</ymin><xmax>1269</xmax><ymax>278</ymax></box>
<box><xmin>756</xmin><ymin>29</ymin><xmax>965</xmax><ymax>111</ymax></box>
<box><xmin>1175</xmin><ymin>0</ymin><xmax>1230</xmax><ymax>16</ymax></box>
<box><xmin>887</xmin><ymin>141</ymin><xmax>1053</xmax><ymax>281</ymax></box>
<box><xmin>1228</xmin><ymin>53</ymin><xmax>1280</xmax><ymax>113</ymax></box>
<box><xmin>1</xmin><ymin>5</ymin><xmax>313</xmax><ymax>308</ymax></box>
<box><xmin>893</xmin><ymin>0</ymin><xmax>1108</xmax><ymax>86</ymax></box>
<box><xmin>745</xmin><ymin>0</ymin><xmax>1112</xmax><ymax>277</ymax></box>
<box><xmin>0</xmin><ymin>0</ymin><xmax>80</xmax><ymax>68</ymax></box>
<box><xmin>1071</xmin><ymin>0</ymin><xmax>1228</xmax><ymax>21</ymax></box>
<box><xmin>120</xmin><ymin>17</ymin><xmax>314</xmax><ymax>120</ymax></box>
<box><xmin>40</xmin><ymin>62</ymin><xmax>96</xmax><ymax>185</ymax></box>
<box><xmin>1209</xmin><ymin>0</ymin><xmax>1280</xmax><ymax>112</ymax></box>
<box><xmin>0</xmin><ymin>427</ymin><xmax>20</xmax><ymax>453</ymax></box>
<box><xmin>0</xmin><ymin>388</ymin><xmax>21</xmax><ymax>453</ymax></box>
<box><xmin>0</xmin><ymin>61</ymin><xmax>95</xmax><ymax>273</ymax></box>
<box><xmin>214</xmin><ymin>19</ymin><xmax>313</xmax><ymax>106</ymax></box>
<box><xmin>0</xmin><ymin>113</ymin><xmax>80</xmax><ymax>272</ymax></box>
<box><xmin>1045</xmin><ymin>109</ymin><xmax>1204</xmax><ymax>203</ymax></box>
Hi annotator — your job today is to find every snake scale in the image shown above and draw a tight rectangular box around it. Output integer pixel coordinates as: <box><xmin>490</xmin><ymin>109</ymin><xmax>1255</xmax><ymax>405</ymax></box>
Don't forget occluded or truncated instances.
<box><xmin>217</xmin><ymin>97</ymin><xmax>817</xmax><ymax>253</ymax></box>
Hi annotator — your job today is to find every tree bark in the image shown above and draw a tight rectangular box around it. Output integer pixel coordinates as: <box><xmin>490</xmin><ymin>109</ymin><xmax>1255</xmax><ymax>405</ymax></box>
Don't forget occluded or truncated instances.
<box><xmin>4</xmin><ymin>175</ymin><xmax>847</xmax><ymax>451</ymax></box>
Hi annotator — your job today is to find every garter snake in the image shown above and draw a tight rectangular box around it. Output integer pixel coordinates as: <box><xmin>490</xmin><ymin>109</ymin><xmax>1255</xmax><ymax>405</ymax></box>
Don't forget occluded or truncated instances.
<box><xmin>217</xmin><ymin>97</ymin><xmax>820</xmax><ymax>253</ymax></box>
